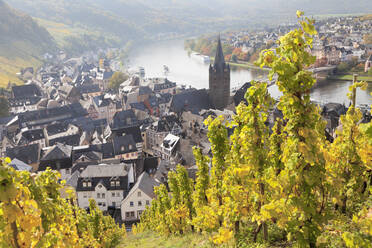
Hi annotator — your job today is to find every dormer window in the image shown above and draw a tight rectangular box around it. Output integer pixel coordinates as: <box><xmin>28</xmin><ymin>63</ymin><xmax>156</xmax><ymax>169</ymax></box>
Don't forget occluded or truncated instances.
<box><xmin>121</xmin><ymin>146</ymin><xmax>125</xmax><ymax>152</ymax></box>
<box><xmin>111</xmin><ymin>181</ymin><xmax>115</xmax><ymax>187</ymax></box>
<box><xmin>87</xmin><ymin>181</ymin><xmax>92</xmax><ymax>187</ymax></box>
<box><xmin>129</xmin><ymin>145</ymin><xmax>133</xmax><ymax>150</ymax></box>
<box><xmin>115</xmin><ymin>181</ymin><xmax>120</xmax><ymax>187</ymax></box>
<box><xmin>83</xmin><ymin>182</ymin><xmax>87</xmax><ymax>187</ymax></box>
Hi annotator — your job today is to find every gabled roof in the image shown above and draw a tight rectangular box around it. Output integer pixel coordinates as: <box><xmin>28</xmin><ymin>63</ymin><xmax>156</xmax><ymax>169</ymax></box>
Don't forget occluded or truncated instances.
<box><xmin>41</xmin><ymin>143</ymin><xmax>72</xmax><ymax>161</ymax></box>
<box><xmin>6</xmin><ymin>143</ymin><xmax>40</xmax><ymax>165</ymax></box>
<box><xmin>49</xmin><ymin>134</ymin><xmax>80</xmax><ymax>147</ymax></box>
<box><xmin>12</xmin><ymin>84</ymin><xmax>41</xmax><ymax>99</ymax></box>
<box><xmin>114</xmin><ymin>125</ymin><xmax>143</xmax><ymax>143</ymax></box>
<box><xmin>124</xmin><ymin>172</ymin><xmax>159</xmax><ymax>200</ymax></box>
<box><xmin>111</xmin><ymin>109</ymin><xmax>138</xmax><ymax>130</ymax></box>
<box><xmin>170</xmin><ymin>89</ymin><xmax>212</xmax><ymax>114</ymax></box>
<box><xmin>233</xmin><ymin>82</ymin><xmax>252</xmax><ymax>106</ymax></box>
<box><xmin>76</xmin><ymin>84</ymin><xmax>101</xmax><ymax>94</ymax></box>
<box><xmin>9</xmin><ymin>158</ymin><xmax>32</xmax><ymax>171</ymax></box>
<box><xmin>113</xmin><ymin>135</ymin><xmax>137</xmax><ymax>155</ymax></box>
<box><xmin>76</xmin><ymin>164</ymin><xmax>129</xmax><ymax>192</ymax></box>
<box><xmin>92</xmin><ymin>95</ymin><xmax>113</xmax><ymax>108</ymax></box>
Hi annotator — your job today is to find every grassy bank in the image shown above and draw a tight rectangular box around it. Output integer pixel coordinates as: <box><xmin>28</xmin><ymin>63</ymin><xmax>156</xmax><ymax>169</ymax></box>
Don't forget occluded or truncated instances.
<box><xmin>328</xmin><ymin>74</ymin><xmax>372</xmax><ymax>82</ymax></box>
<box><xmin>119</xmin><ymin>232</ymin><xmax>215</xmax><ymax>248</ymax></box>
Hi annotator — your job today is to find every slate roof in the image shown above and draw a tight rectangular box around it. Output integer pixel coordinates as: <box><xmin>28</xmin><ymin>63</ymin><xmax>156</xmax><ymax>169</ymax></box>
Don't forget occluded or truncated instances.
<box><xmin>90</xmin><ymin>143</ymin><xmax>115</xmax><ymax>159</ymax></box>
<box><xmin>92</xmin><ymin>95</ymin><xmax>112</xmax><ymax>107</ymax></box>
<box><xmin>125</xmin><ymin>172</ymin><xmax>159</xmax><ymax>199</ymax></box>
<box><xmin>169</xmin><ymin>89</ymin><xmax>212</xmax><ymax>114</ymax></box>
<box><xmin>76</xmin><ymin>164</ymin><xmax>128</xmax><ymax>192</ymax></box>
<box><xmin>12</xmin><ymin>84</ymin><xmax>41</xmax><ymax>99</ymax></box>
<box><xmin>322</xmin><ymin>103</ymin><xmax>347</xmax><ymax>117</ymax></box>
<box><xmin>6</xmin><ymin>143</ymin><xmax>40</xmax><ymax>165</ymax></box>
<box><xmin>113</xmin><ymin>135</ymin><xmax>137</xmax><ymax>155</ymax></box>
<box><xmin>9</xmin><ymin>158</ymin><xmax>32</xmax><ymax>171</ymax></box>
<box><xmin>130</xmin><ymin>102</ymin><xmax>147</xmax><ymax>111</ymax></box>
<box><xmin>19</xmin><ymin>128</ymin><xmax>45</xmax><ymax>143</ymax></box>
<box><xmin>233</xmin><ymin>82</ymin><xmax>252</xmax><ymax>106</ymax></box>
<box><xmin>8</xmin><ymin>96</ymin><xmax>41</xmax><ymax>107</ymax></box>
<box><xmin>73</xmin><ymin>151</ymin><xmax>103</xmax><ymax>162</ymax></box>
<box><xmin>138</xmin><ymin>86</ymin><xmax>152</xmax><ymax>96</ymax></box>
<box><xmin>18</xmin><ymin>103</ymin><xmax>87</xmax><ymax>127</ymax></box>
<box><xmin>76</xmin><ymin>84</ymin><xmax>101</xmax><ymax>94</ymax></box>
<box><xmin>114</xmin><ymin>125</ymin><xmax>143</xmax><ymax>144</ymax></box>
<box><xmin>111</xmin><ymin>110</ymin><xmax>138</xmax><ymax>130</ymax></box>
<box><xmin>41</xmin><ymin>143</ymin><xmax>72</xmax><ymax>161</ymax></box>
<box><xmin>49</xmin><ymin>134</ymin><xmax>81</xmax><ymax>146</ymax></box>
<box><xmin>46</xmin><ymin>122</ymin><xmax>69</xmax><ymax>136</ymax></box>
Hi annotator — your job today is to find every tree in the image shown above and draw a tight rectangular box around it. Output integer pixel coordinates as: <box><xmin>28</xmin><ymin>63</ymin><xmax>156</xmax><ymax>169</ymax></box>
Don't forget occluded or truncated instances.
<box><xmin>108</xmin><ymin>71</ymin><xmax>128</xmax><ymax>92</ymax></box>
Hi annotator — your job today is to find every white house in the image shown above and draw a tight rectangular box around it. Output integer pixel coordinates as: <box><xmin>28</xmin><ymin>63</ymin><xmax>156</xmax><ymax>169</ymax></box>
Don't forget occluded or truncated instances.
<box><xmin>121</xmin><ymin>172</ymin><xmax>159</xmax><ymax>222</ymax></box>
<box><xmin>76</xmin><ymin>163</ymin><xmax>131</xmax><ymax>211</ymax></box>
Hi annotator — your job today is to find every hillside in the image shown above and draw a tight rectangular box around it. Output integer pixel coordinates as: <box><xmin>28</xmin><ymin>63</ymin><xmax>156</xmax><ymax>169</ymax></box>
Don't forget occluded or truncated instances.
<box><xmin>6</xmin><ymin>0</ymin><xmax>372</xmax><ymax>38</ymax></box>
<box><xmin>0</xmin><ymin>0</ymin><xmax>56</xmax><ymax>87</ymax></box>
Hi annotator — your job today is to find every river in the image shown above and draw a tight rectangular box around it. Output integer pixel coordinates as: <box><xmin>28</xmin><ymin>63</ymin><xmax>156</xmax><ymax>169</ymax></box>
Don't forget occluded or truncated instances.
<box><xmin>128</xmin><ymin>39</ymin><xmax>371</xmax><ymax>105</ymax></box>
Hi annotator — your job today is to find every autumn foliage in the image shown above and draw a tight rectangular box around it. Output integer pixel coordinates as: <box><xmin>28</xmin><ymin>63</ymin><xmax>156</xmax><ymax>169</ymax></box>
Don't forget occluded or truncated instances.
<box><xmin>135</xmin><ymin>12</ymin><xmax>372</xmax><ymax>248</ymax></box>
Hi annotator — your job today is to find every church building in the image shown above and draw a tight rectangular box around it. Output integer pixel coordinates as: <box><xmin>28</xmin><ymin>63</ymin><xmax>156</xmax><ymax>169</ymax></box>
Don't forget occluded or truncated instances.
<box><xmin>209</xmin><ymin>35</ymin><xmax>230</xmax><ymax>110</ymax></box>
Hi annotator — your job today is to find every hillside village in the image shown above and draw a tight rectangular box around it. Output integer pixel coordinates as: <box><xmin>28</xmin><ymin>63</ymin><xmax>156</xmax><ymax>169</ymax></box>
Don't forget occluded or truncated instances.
<box><xmin>0</xmin><ymin>16</ymin><xmax>371</xmax><ymax>229</ymax></box>
<box><xmin>196</xmin><ymin>16</ymin><xmax>372</xmax><ymax>68</ymax></box>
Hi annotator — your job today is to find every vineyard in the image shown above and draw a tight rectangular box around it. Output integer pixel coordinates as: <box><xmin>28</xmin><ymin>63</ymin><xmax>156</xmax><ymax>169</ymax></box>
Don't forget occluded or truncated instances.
<box><xmin>134</xmin><ymin>12</ymin><xmax>372</xmax><ymax>248</ymax></box>
<box><xmin>1</xmin><ymin>12</ymin><xmax>371</xmax><ymax>248</ymax></box>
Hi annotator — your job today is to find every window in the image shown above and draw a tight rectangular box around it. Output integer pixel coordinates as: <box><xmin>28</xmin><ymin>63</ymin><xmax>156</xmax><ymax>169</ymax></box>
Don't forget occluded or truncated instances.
<box><xmin>129</xmin><ymin>144</ymin><xmax>133</xmax><ymax>150</ymax></box>
<box><xmin>130</xmin><ymin>201</ymin><xmax>134</xmax><ymax>207</ymax></box>
<box><xmin>121</xmin><ymin>146</ymin><xmax>125</xmax><ymax>152</ymax></box>
<box><xmin>112</xmin><ymin>192</ymin><xmax>115</xmax><ymax>197</ymax></box>
<box><xmin>97</xmin><ymin>193</ymin><xmax>101</xmax><ymax>198</ymax></box>
<box><xmin>130</xmin><ymin>212</ymin><xmax>135</xmax><ymax>217</ymax></box>
<box><xmin>112</xmin><ymin>202</ymin><xmax>116</xmax><ymax>207</ymax></box>
<box><xmin>102</xmin><ymin>203</ymin><xmax>106</xmax><ymax>207</ymax></box>
<box><xmin>83</xmin><ymin>182</ymin><xmax>87</xmax><ymax>187</ymax></box>
<box><xmin>65</xmin><ymin>168</ymin><xmax>70</xmax><ymax>174</ymax></box>
<box><xmin>137</xmin><ymin>191</ymin><xmax>141</xmax><ymax>197</ymax></box>
<box><xmin>116</xmin><ymin>192</ymin><xmax>120</xmax><ymax>197</ymax></box>
<box><xmin>83</xmin><ymin>193</ymin><xmax>87</xmax><ymax>198</ymax></box>
<box><xmin>111</xmin><ymin>181</ymin><xmax>115</xmax><ymax>187</ymax></box>
<box><xmin>98</xmin><ymin>184</ymin><xmax>102</xmax><ymax>189</ymax></box>
<box><xmin>115</xmin><ymin>181</ymin><xmax>120</xmax><ymax>187</ymax></box>
<box><xmin>102</xmin><ymin>193</ymin><xmax>105</xmax><ymax>199</ymax></box>
<box><xmin>98</xmin><ymin>202</ymin><xmax>102</xmax><ymax>206</ymax></box>
<box><xmin>126</xmin><ymin>212</ymin><xmax>130</xmax><ymax>218</ymax></box>
<box><xmin>138</xmin><ymin>201</ymin><xmax>142</xmax><ymax>206</ymax></box>
<box><xmin>87</xmin><ymin>181</ymin><xmax>92</xmax><ymax>187</ymax></box>
<box><xmin>146</xmin><ymin>200</ymin><xmax>150</xmax><ymax>205</ymax></box>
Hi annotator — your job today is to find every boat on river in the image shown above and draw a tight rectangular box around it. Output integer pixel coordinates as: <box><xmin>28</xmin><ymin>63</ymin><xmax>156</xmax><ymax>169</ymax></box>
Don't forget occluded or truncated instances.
<box><xmin>190</xmin><ymin>52</ymin><xmax>210</xmax><ymax>63</ymax></box>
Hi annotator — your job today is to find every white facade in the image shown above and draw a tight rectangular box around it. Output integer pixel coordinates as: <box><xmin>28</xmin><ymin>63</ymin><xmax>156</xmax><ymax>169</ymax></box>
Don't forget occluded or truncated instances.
<box><xmin>77</xmin><ymin>186</ymin><xmax>124</xmax><ymax>211</ymax></box>
<box><xmin>120</xmin><ymin>187</ymin><xmax>152</xmax><ymax>221</ymax></box>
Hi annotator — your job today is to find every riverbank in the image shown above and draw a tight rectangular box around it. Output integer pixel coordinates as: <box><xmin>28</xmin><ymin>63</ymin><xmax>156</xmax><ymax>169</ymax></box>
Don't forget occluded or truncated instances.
<box><xmin>328</xmin><ymin>74</ymin><xmax>372</xmax><ymax>82</ymax></box>
<box><xmin>210</xmin><ymin>57</ymin><xmax>270</xmax><ymax>71</ymax></box>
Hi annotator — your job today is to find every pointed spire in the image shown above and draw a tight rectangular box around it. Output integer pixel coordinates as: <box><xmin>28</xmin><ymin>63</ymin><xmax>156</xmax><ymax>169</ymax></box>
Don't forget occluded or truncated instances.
<box><xmin>214</xmin><ymin>34</ymin><xmax>225</xmax><ymax>70</ymax></box>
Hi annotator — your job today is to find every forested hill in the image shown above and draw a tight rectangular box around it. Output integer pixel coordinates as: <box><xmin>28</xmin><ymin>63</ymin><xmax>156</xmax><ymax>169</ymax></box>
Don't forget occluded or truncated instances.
<box><xmin>0</xmin><ymin>0</ymin><xmax>57</xmax><ymax>86</ymax></box>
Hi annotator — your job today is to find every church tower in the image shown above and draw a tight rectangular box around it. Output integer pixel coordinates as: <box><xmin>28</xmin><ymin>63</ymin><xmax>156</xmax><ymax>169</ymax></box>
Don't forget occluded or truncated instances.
<box><xmin>209</xmin><ymin>35</ymin><xmax>230</xmax><ymax>110</ymax></box>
